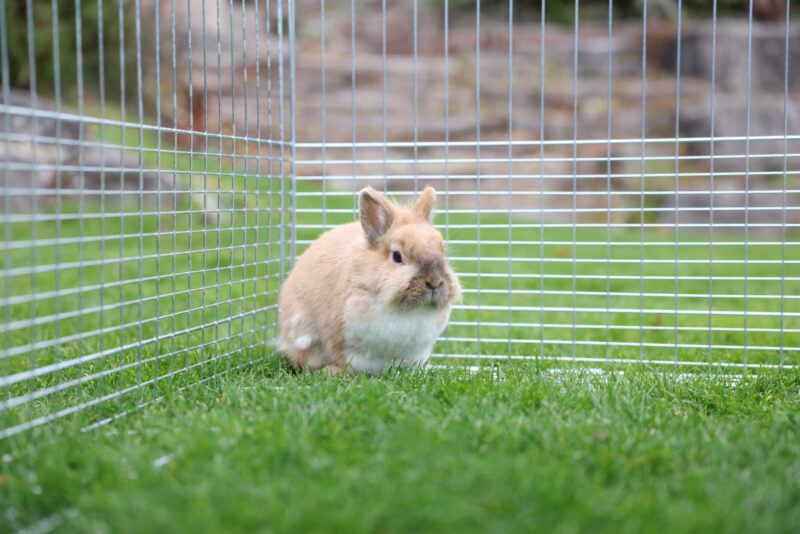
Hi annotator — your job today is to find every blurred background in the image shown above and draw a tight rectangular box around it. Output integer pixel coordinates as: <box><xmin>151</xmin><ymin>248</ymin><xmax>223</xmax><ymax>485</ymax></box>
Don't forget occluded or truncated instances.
<box><xmin>3</xmin><ymin>0</ymin><xmax>797</xmax><ymax>229</ymax></box>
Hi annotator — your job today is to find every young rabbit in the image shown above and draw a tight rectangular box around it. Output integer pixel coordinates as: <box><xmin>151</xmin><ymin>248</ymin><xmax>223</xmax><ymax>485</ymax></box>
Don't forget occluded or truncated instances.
<box><xmin>279</xmin><ymin>186</ymin><xmax>461</xmax><ymax>375</ymax></box>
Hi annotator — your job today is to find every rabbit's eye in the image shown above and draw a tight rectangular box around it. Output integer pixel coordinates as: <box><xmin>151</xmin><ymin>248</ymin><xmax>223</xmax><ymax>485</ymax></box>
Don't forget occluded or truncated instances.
<box><xmin>392</xmin><ymin>251</ymin><xmax>403</xmax><ymax>264</ymax></box>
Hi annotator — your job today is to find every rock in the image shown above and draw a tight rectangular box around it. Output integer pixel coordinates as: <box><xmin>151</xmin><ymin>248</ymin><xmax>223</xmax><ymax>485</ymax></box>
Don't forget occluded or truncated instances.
<box><xmin>1</xmin><ymin>89</ymin><xmax>174</xmax><ymax>212</ymax></box>
<box><xmin>679</xmin><ymin>94</ymin><xmax>800</xmax><ymax>173</ymax></box>
<box><xmin>656</xmin><ymin>19</ymin><xmax>800</xmax><ymax>94</ymax></box>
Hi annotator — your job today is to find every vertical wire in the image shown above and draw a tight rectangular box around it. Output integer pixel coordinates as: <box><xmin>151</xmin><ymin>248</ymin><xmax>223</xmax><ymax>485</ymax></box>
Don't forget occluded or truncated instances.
<box><xmin>320</xmin><ymin>0</ymin><xmax>326</xmax><ymax>230</ymax></box>
<box><xmin>226</xmin><ymin>0</ymin><xmax>235</xmax><ymax>373</ymax></box>
<box><xmin>605</xmin><ymin>0</ymin><xmax>612</xmax><ymax>362</ymax></box>
<box><xmin>381</xmin><ymin>0</ymin><xmax>387</xmax><ymax>192</ymax></box>
<box><xmin>506</xmin><ymin>0</ymin><xmax>513</xmax><ymax>358</ymax></box>
<box><xmin>24</xmin><ymin>0</ymin><xmax>39</xmax><ymax>422</ymax></box>
<box><xmin>135</xmin><ymin>0</ymin><xmax>145</xmax><ymax>402</ymax></box>
<box><xmin>673</xmin><ymin>0</ymin><xmax>682</xmax><ymax>366</ymax></box>
<box><xmin>290</xmin><ymin>0</ymin><xmax>298</xmax><ymax>268</ymax></box>
<box><xmin>742</xmin><ymin>0</ymin><xmax>754</xmax><ymax>367</ymax></box>
<box><xmin>779</xmin><ymin>0</ymin><xmax>790</xmax><ymax>367</ymax></box>
<box><xmin>201</xmin><ymin>0</ymin><xmax>209</xmax><ymax>377</ymax></box>
<box><xmin>186</xmin><ymin>0</ymin><xmax>196</xmax><ymax>379</ymax></box>
<box><xmin>253</xmin><ymin>0</ymin><xmax>262</xmax><ymax>361</ymax></box>
<box><xmin>639</xmin><ymin>0</ymin><xmax>647</xmax><ymax>361</ymax></box>
<box><xmin>75</xmin><ymin>0</ymin><xmax>87</xmax><ymax>414</ymax></box>
<box><xmin>538</xmin><ymin>0</ymin><xmax>545</xmax><ymax>361</ymax></box>
<box><xmin>239</xmin><ymin>0</ymin><xmax>250</xmax><ymax>368</ymax></box>
<box><xmin>476</xmin><ymin>0</ymin><xmax>482</xmax><ymax>364</ymax></box>
<box><xmin>214</xmin><ymin>0</ymin><xmax>224</xmax><ymax>376</ymax></box>
<box><xmin>571</xmin><ymin>0</ymin><xmax>578</xmax><ymax>362</ymax></box>
<box><xmin>413</xmin><ymin>0</ymin><xmax>418</xmax><ymax>194</ymax></box>
<box><xmin>1</xmin><ymin>0</ymin><xmax>11</xmax><ymax>433</ymax></box>
<box><xmin>708</xmin><ymin>0</ymin><xmax>717</xmax><ymax>367</ymax></box>
<box><xmin>266</xmin><ymin>0</ymin><xmax>275</xmax><ymax>347</ymax></box>
<box><xmin>169</xmin><ymin>0</ymin><xmax>178</xmax><ymax>389</ymax></box>
<box><xmin>50</xmin><ymin>0</ymin><xmax>65</xmax><ymax>410</ymax></box>
<box><xmin>153</xmin><ymin>0</ymin><xmax>162</xmax><ymax>394</ymax></box>
<box><xmin>444</xmin><ymin>0</ymin><xmax>450</xmax><ymax>358</ymax></box>
<box><xmin>351</xmin><ymin>0</ymin><xmax>356</xmax><ymax>215</ymax></box>
<box><xmin>96</xmin><ymin>0</ymin><xmax>108</xmax><ymax>412</ymax></box>
<box><xmin>277</xmin><ymin>0</ymin><xmax>285</xmax><ymax>283</ymax></box>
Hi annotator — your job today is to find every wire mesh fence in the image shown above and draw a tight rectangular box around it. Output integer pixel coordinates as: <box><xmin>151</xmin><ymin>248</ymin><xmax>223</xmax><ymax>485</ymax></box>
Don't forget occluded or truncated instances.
<box><xmin>293</xmin><ymin>0</ymin><xmax>797</xmax><ymax>372</ymax></box>
<box><xmin>1</xmin><ymin>0</ymin><xmax>798</xmax><ymax>442</ymax></box>
<box><xmin>1</xmin><ymin>0</ymin><xmax>295</xmax><ymax>441</ymax></box>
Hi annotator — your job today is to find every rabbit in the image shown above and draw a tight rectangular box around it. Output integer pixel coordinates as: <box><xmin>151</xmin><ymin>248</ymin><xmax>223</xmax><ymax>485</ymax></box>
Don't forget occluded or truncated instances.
<box><xmin>279</xmin><ymin>186</ymin><xmax>461</xmax><ymax>375</ymax></box>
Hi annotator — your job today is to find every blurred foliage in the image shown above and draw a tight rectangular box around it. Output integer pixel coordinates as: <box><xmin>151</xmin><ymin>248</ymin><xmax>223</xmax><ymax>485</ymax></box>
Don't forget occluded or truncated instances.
<box><xmin>4</xmin><ymin>0</ymin><xmax>133</xmax><ymax>98</ymax></box>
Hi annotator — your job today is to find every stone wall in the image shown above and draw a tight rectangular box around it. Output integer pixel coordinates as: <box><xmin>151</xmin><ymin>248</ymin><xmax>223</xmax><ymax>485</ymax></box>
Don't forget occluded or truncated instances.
<box><xmin>5</xmin><ymin>1</ymin><xmax>798</xmax><ymax>230</ymax></box>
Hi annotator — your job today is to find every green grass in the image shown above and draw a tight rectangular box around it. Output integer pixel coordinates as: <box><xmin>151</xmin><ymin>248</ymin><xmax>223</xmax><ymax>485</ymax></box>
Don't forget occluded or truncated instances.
<box><xmin>2</xmin><ymin>113</ymin><xmax>799</xmax><ymax>531</ymax></box>
<box><xmin>3</xmin><ymin>186</ymin><xmax>797</xmax><ymax>437</ymax></box>
<box><xmin>296</xmin><ymin>192</ymin><xmax>800</xmax><ymax>368</ymax></box>
<box><xmin>3</xmin><ymin>363</ymin><xmax>800</xmax><ymax>533</ymax></box>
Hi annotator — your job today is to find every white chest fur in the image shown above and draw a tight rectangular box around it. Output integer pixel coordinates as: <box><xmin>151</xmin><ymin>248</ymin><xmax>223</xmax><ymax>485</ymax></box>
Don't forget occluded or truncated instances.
<box><xmin>344</xmin><ymin>302</ymin><xmax>446</xmax><ymax>374</ymax></box>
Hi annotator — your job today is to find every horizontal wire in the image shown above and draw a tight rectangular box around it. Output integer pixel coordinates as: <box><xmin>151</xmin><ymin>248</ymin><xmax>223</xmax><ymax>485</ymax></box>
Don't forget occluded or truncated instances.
<box><xmin>1</xmin><ymin>242</ymin><xmax>282</xmax><ymax>278</ymax></box>
<box><xmin>1</xmin><ymin>329</ymin><xmax>279</xmax><ymax>412</ymax></box>
<box><xmin>295</xmin><ymin>187</ymin><xmax>800</xmax><ymax>196</ymax></box>
<box><xmin>0</xmin><ymin>304</ymin><xmax>279</xmax><ymax>387</ymax></box>
<box><xmin>443</xmin><ymin>239</ymin><xmax>800</xmax><ymax>246</ymax></box>
<box><xmin>460</xmin><ymin>288</ymin><xmax>800</xmax><ymax>300</ymax></box>
<box><xmin>294</xmin><ymin>205</ymin><xmax>800</xmax><ymax>217</ymax></box>
<box><xmin>10</xmin><ymin>295</ymin><xmax>790</xmax><ymax>386</ymax></box>
<box><xmin>445</xmin><ymin>321</ymin><xmax>800</xmax><ymax>334</ymax></box>
<box><xmin>295</xmin><ymin>225</ymin><xmax>800</xmax><ymax>243</ymax></box>
<box><xmin>291</xmin><ymin>249</ymin><xmax>800</xmax><ymax>265</ymax></box>
<box><xmin>287</xmin><ymin>254</ymin><xmax>797</xmax><ymax>266</ymax></box>
<box><xmin>1</xmin><ymin>131</ymin><xmax>290</xmax><ymax>162</ymax></box>
<box><xmin>0</xmin><ymin>104</ymin><xmax>289</xmax><ymax>148</ymax></box>
<box><xmin>429</xmin><ymin>353</ymin><xmax>790</xmax><ymax>370</ymax></box>
<box><xmin>0</xmin><ymin>261</ymin><xmax>281</xmax><ymax>307</ymax></box>
<box><xmin>295</xmin><ymin>169</ymin><xmax>796</xmax><ymax>180</ymax></box>
<box><xmin>7</xmin><ymin>235</ymin><xmax>797</xmax><ymax>251</ymax></box>
<box><xmin>295</xmin><ymin>134</ymin><xmax>800</xmax><ymax>149</ymax></box>
<box><xmin>447</xmin><ymin>257</ymin><xmax>800</xmax><ymax>265</ymax></box>
<box><xmin>2</xmin><ymin>163</ymin><xmax>285</xmax><ymax>179</ymax></box>
<box><xmin>455</xmin><ymin>272</ymin><xmax>800</xmax><ymax>281</ymax></box>
<box><xmin>0</xmin><ymin>296</ymin><xmax>277</xmax><ymax>361</ymax></box>
<box><xmin>1</xmin><ymin>208</ymin><xmax>284</xmax><ymax>224</ymax></box>
<box><xmin>295</xmin><ymin>152</ymin><xmax>800</xmax><ymax>166</ymax></box>
<box><xmin>0</xmin><ymin>225</ymin><xmax>284</xmax><ymax>252</ymax></box>
<box><xmin>294</xmin><ymin>207</ymin><xmax>800</xmax><ymax>217</ymax></box>
<box><xmin>441</xmin><ymin>336</ymin><xmax>800</xmax><ymax>353</ymax></box>
<box><xmin>450</xmin><ymin>303</ymin><xmax>800</xmax><ymax>317</ymax></box>
<box><xmin>0</xmin><ymin>341</ymin><xmax>275</xmax><ymax>440</ymax></box>
<box><xmin>5</xmin><ymin>279</ymin><xmax>791</xmax><ymax>343</ymax></box>
<box><xmin>0</xmin><ymin>276</ymin><xmax>280</xmax><ymax>340</ymax></box>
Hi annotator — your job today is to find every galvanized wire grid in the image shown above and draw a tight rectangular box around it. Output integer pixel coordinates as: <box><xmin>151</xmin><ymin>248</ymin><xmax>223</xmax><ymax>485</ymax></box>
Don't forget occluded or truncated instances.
<box><xmin>1</xmin><ymin>0</ymin><xmax>293</xmax><ymax>441</ymax></box>
<box><xmin>292</xmin><ymin>0</ymin><xmax>797</xmax><ymax>370</ymax></box>
<box><xmin>0</xmin><ymin>0</ymin><xmax>797</xmax><ymax>442</ymax></box>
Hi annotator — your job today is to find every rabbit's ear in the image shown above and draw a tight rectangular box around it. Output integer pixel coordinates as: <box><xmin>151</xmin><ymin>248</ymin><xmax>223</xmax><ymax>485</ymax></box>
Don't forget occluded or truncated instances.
<box><xmin>412</xmin><ymin>186</ymin><xmax>436</xmax><ymax>224</ymax></box>
<box><xmin>359</xmin><ymin>187</ymin><xmax>394</xmax><ymax>245</ymax></box>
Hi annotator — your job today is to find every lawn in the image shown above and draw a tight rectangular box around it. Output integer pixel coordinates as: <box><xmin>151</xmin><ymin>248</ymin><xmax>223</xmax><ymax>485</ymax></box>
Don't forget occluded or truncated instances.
<box><xmin>1</xmin><ymin>120</ymin><xmax>799</xmax><ymax>532</ymax></box>
<box><xmin>2</xmin><ymin>363</ymin><xmax>800</xmax><ymax>533</ymax></box>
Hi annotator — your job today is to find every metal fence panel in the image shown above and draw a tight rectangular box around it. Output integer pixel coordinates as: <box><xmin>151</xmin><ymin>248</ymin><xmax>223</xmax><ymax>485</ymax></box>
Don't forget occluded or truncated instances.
<box><xmin>1</xmin><ymin>0</ymin><xmax>293</xmax><ymax>441</ymax></box>
<box><xmin>1</xmin><ymin>0</ymin><xmax>797</xmax><ymax>442</ymax></box>
<box><xmin>291</xmin><ymin>0</ymin><xmax>797</xmax><ymax>371</ymax></box>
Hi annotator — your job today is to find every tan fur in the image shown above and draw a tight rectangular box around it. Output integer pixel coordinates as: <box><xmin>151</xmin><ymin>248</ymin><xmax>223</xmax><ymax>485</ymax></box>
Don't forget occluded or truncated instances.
<box><xmin>279</xmin><ymin>187</ymin><xmax>461</xmax><ymax>374</ymax></box>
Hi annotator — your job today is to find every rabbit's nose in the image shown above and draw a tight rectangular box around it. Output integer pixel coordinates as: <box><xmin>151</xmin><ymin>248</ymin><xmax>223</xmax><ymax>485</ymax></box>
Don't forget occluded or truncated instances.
<box><xmin>425</xmin><ymin>280</ymin><xmax>444</xmax><ymax>291</ymax></box>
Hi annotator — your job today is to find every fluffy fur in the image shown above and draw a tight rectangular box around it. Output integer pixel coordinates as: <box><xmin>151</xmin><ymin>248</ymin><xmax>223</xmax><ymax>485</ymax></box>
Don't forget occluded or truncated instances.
<box><xmin>279</xmin><ymin>186</ymin><xmax>461</xmax><ymax>375</ymax></box>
